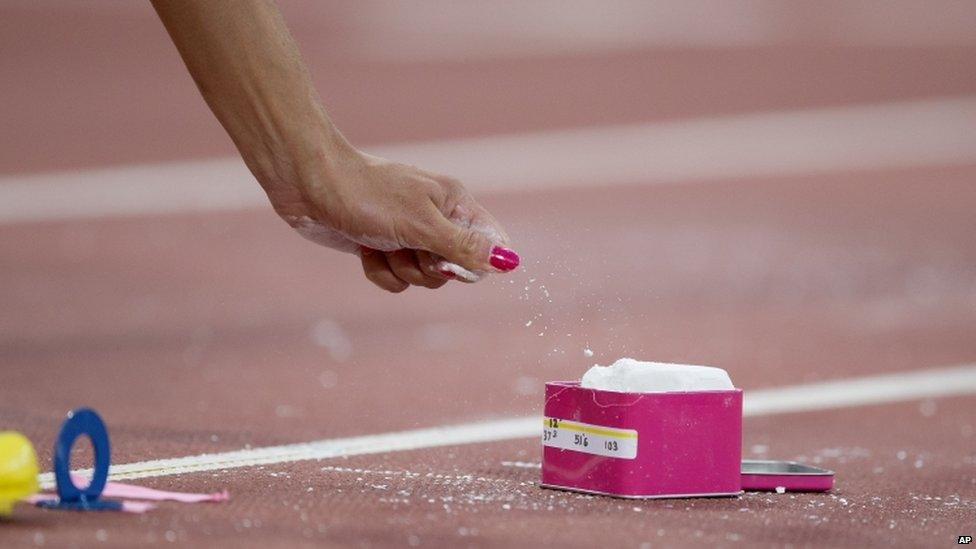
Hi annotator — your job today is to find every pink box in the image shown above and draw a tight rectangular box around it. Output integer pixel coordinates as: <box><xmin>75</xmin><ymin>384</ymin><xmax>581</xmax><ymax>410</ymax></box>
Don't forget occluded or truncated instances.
<box><xmin>541</xmin><ymin>381</ymin><xmax>743</xmax><ymax>498</ymax></box>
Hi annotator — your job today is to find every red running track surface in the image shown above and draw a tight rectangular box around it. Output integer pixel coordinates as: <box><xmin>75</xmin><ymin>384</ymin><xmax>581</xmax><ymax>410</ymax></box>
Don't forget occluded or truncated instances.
<box><xmin>2</xmin><ymin>2</ymin><xmax>975</xmax><ymax>547</ymax></box>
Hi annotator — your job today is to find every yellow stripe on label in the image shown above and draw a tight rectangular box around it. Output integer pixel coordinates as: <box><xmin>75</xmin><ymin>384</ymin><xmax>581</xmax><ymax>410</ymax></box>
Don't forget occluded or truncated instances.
<box><xmin>541</xmin><ymin>418</ymin><xmax>637</xmax><ymax>439</ymax></box>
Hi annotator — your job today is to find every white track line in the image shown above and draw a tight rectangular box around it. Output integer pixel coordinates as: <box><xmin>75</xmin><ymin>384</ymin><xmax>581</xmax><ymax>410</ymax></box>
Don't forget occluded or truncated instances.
<box><xmin>37</xmin><ymin>363</ymin><xmax>976</xmax><ymax>489</ymax></box>
<box><xmin>3</xmin><ymin>96</ymin><xmax>976</xmax><ymax>225</ymax></box>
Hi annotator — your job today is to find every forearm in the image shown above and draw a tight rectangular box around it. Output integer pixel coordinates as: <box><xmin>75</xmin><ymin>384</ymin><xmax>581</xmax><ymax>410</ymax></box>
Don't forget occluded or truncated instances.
<box><xmin>150</xmin><ymin>0</ymin><xmax>351</xmax><ymax>189</ymax></box>
<box><xmin>152</xmin><ymin>1</ymin><xmax>517</xmax><ymax>286</ymax></box>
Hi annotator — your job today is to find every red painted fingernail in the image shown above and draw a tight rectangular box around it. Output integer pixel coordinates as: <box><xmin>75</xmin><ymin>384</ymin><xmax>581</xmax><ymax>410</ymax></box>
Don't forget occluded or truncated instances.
<box><xmin>489</xmin><ymin>246</ymin><xmax>520</xmax><ymax>271</ymax></box>
<box><xmin>439</xmin><ymin>269</ymin><xmax>456</xmax><ymax>279</ymax></box>
<box><xmin>360</xmin><ymin>245</ymin><xmax>375</xmax><ymax>256</ymax></box>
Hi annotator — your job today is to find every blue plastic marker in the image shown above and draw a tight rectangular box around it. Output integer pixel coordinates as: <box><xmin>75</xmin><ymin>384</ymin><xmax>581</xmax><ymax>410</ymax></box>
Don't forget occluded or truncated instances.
<box><xmin>36</xmin><ymin>408</ymin><xmax>122</xmax><ymax>511</ymax></box>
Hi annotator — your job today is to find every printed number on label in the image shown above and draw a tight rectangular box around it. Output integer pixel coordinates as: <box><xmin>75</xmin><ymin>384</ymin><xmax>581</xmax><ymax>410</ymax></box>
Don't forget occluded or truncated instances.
<box><xmin>541</xmin><ymin>417</ymin><xmax>638</xmax><ymax>459</ymax></box>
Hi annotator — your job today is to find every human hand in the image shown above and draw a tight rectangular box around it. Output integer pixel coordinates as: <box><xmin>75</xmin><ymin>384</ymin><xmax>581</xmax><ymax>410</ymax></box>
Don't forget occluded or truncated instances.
<box><xmin>265</xmin><ymin>146</ymin><xmax>520</xmax><ymax>292</ymax></box>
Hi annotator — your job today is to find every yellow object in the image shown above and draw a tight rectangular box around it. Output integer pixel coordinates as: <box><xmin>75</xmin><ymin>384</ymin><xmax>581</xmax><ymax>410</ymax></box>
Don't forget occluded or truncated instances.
<box><xmin>0</xmin><ymin>431</ymin><xmax>39</xmax><ymax>516</ymax></box>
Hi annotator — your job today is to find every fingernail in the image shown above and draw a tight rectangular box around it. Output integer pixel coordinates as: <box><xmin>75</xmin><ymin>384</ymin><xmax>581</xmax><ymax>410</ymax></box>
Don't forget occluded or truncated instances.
<box><xmin>360</xmin><ymin>245</ymin><xmax>376</xmax><ymax>256</ymax></box>
<box><xmin>439</xmin><ymin>269</ymin><xmax>456</xmax><ymax>279</ymax></box>
<box><xmin>489</xmin><ymin>246</ymin><xmax>520</xmax><ymax>272</ymax></box>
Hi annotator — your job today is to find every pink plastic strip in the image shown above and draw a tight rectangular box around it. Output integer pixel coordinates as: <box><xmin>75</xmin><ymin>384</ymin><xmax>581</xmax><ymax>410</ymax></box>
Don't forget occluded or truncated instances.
<box><xmin>23</xmin><ymin>494</ymin><xmax>156</xmax><ymax>514</ymax></box>
<box><xmin>24</xmin><ymin>477</ymin><xmax>227</xmax><ymax>513</ymax></box>
<box><xmin>66</xmin><ymin>473</ymin><xmax>228</xmax><ymax>503</ymax></box>
<box><xmin>120</xmin><ymin>500</ymin><xmax>157</xmax><ymax>513</ymax></box>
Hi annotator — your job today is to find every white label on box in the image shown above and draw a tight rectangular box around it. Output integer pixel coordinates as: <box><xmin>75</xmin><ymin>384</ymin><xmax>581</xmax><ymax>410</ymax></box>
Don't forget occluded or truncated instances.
<box><xmin>542</xmin><ymin>417</ymin><xmax>638</xmax><ymax>459</ymax></box>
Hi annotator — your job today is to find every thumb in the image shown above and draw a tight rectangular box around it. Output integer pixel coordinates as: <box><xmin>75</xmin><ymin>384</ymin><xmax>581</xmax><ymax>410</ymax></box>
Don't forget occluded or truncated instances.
<box><xmin>415</xmin><ymin>208</ymin><xmax>520</xmax><ymax>273</ymax></box>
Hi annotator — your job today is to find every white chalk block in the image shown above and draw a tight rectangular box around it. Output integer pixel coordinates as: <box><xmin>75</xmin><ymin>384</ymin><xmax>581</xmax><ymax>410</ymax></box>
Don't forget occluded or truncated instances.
<box><xmin>580</xmin><ymin>358</ymin><xmax>734</xmax><ymax>393</ymax></box>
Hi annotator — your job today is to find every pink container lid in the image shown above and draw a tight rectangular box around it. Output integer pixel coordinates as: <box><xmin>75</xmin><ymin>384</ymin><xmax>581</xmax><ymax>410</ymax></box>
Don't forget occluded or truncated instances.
<box><xmin>740</xmin><ymin>460</ymin><xmax>834</xmax><ymax>492</ymax></box>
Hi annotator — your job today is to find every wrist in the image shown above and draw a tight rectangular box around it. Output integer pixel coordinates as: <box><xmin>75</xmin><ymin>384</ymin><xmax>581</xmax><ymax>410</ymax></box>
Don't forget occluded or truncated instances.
<box><xmin>299</xmin><ymin>131</ymin><xmax>360</xmax><ymax>210</ymax></box>
<box><xmin>232</xmin><ymin>103</ymin><xmax>361</xmax><ymax>221</ymax></box>
<box><xmin>276</xmin><ymin>119</ymin><xmax>364</xmax><ymax>217</ymax></box>
<box><xmin>237</xmin><ymin>104</ymin><xmax>355</xmax><ymax>184</ymax></box>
